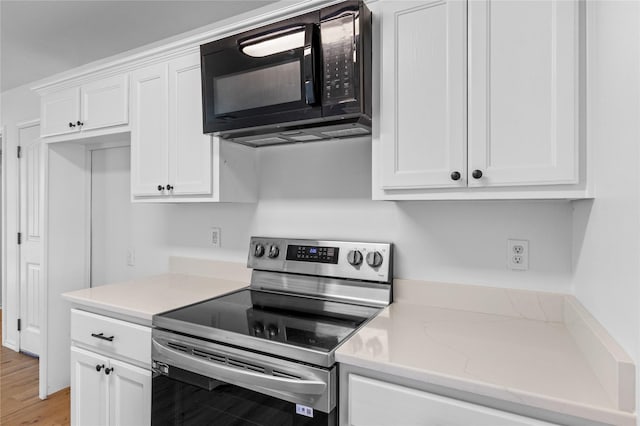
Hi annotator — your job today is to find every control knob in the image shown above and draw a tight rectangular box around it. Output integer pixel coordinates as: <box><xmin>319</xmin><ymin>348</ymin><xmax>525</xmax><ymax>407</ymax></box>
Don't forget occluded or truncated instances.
<box><xmin>254</xmin><ymin>244</ymin><xmax>265</xmax><ymax>257</ymax></box>
<box><xmin>267</xmin><ymin>324</ymin><xmax>279</xmax><ymax>338</ymax></box>
<box><xmin>347</xmin><ymin>250</ymin><xmax>363</xmax><ymax>266</ymax></box>
<box><xmin>268</xmin><ymin>245</ymin><xmax>280</xmax><ymax>258</ymax></box>
<box><xmin>366</xmin><ymin>251</ymin><xmax>383</xmax><ymax>268</ymax></box>
<box><xmin>253</xmin><ymin>321</ymin><xmax>264</xmax><ymax>336</ymax></box>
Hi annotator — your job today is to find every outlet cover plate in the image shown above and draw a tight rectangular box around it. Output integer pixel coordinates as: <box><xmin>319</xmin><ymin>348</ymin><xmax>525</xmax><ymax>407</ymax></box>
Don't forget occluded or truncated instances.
<box><xmin>211</xmin><ymin>227</ymin><xmax>221</xmax><ymax>248</ymax></box>
<box><xmin>507</xmin><ymin>239</ymin><xmax>528</xmax><ymax>271</ymax></box>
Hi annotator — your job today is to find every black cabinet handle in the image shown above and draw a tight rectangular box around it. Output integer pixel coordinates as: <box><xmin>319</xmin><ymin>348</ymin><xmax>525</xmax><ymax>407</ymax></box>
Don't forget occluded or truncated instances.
<box><xmin>472</xmin><ymin>169</ymin><xmax>483</xmax><ymax>179</ymax></box>
<box><xmin>166</xmin><ymin>184</ymin><xmax>174</xmax><ymax>191</ymax></box>
<box><xmin>91</xmin><ymin>332</ymin><xmax>114</xmax><ymax>342</ymax></box>
<box><xmin>68</xmin><ymin>122</ymin><xmax>76</xmax><ymax>128</ymax></box>
<box><xmin>105</xmin><ymin>367</ymin><xmax>114</xmax><ymax>375</ymax></box>
<box><xmin>77</xmin><ymin>120</ymin><xmax>84</xmax><ymax>127</ymax></box>
<box><xmin>450</xmin><ymin>171</ymin><xmax>461</xmax><ymax>181</ymax></box>
<box><xmin>157</xmin><ymin>185</ymin><xmax>165</xmax><ymax>191</ymax></box>
<box><xmin>95</xmin><ymin>364</ymin><xmax>105</xmax><ymax>372</ymax></box>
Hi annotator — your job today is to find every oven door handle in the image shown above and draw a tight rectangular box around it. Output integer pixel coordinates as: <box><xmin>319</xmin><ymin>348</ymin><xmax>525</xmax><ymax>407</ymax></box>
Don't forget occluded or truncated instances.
<box><xmin>153</xmin><ymin>340</ymin><xmax>327</xmax><ymax>396</ymax></box>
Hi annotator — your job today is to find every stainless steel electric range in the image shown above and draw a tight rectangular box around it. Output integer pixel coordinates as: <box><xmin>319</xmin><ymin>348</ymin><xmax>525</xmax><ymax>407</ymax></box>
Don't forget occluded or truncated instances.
<box><xmin>151</xmin><ymin>237</ymin><xmax>393</xmax><ymax>425</ymax></box>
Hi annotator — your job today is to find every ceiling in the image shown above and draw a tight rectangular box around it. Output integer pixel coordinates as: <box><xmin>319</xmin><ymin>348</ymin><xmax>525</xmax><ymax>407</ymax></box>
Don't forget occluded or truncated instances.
<box><xmin>0</xmin><ymin>0</ymin><xmax>279</xmax><ymax>92</ymax></box>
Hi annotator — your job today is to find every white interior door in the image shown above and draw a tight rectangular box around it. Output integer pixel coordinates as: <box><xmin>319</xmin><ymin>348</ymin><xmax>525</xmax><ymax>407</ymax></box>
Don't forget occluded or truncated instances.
<box><xmin>18</xmin><ymin>122</ymin><xmax>43</xmax><ymax>356</ymax></box>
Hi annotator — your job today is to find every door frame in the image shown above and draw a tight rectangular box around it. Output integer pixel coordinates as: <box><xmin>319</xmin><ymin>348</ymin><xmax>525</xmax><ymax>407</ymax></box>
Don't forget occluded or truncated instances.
<box><xmin>11</xmin><ymin>119</ymin><xmax>47</xmax><ymax>398</ymax></box>
<box><xmin>0</xmin><ymin>125</ymin><xmax>6</xmax><ymax>346</ymax></box>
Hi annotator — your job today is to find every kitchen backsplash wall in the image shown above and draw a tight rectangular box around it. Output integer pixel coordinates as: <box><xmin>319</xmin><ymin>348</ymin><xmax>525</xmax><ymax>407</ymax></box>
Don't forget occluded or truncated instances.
<box><xmin>89</xmin><ymin>134</ymin><xmax>573</xmax><ymax>293</ymax></box>
<box><xmin>0</xmin><ymin>83</ymin><xmax>574</xmax><ymax>296</ymax></box>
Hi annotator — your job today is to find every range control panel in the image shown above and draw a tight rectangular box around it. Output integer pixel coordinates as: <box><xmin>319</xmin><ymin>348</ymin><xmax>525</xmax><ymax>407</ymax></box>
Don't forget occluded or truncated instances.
<box><xmin>247</xmin><ymin>237</ymin><xmax>392</xmax><ymax>283</ymax></box>
<box><xmin>286</xmin><ymin>245</ymin><xmax>339</xmax><ymax>264</ymax></box>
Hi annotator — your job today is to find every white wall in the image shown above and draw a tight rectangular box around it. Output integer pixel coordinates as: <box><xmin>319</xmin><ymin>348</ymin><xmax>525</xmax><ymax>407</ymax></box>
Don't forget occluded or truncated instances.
<box><xmin>98</xmin><ymin>137</ymin><xmax>573</xmax><ymax>293</ymax></box>
<box><xmin>572</xmin><ymin>0</ymin><xmax>640</xmax><ymax>416</ymax></box>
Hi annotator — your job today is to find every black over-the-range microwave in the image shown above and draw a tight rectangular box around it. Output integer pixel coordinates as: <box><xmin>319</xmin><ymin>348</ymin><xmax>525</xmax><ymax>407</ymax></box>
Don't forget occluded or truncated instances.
<box><xmin>200</xmin><ymin>0</ymin><xmax>372</xmax><ymax>147</ymax></box>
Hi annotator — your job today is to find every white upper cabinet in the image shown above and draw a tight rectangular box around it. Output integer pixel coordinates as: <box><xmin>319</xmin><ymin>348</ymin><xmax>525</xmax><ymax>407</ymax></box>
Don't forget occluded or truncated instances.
<box><xmin>41</xmin><ymin>87</ymin><xmax>81</xmax><ymax>137</ymax></box>
<box><xmin>80</xmin><ymin>75</ymin><xmax>129</xmax><ymax>132</ymax></box>
<box><xmin>168</xmin><ymin>54</ymin><xmax>212</xmax><ymax>196</ymax></box>
<box><xmin>130</xmin><ymin>51</ymin><xmax>256</xmax><ymax>203</ymax></box>
<box><xmin>40</xmin><ymin>74</ymin><xmax>129</xmax><ymax>140</ymax></box>
<box><xmin>380</xmin><ymin>0</ymin><xmax>467</xmax><ymax>190</ymax></box>
<box><xmin>131</xmin><ymin>63</ymin><xmax>170</xmax><ymax>197</ymax></box>
<box><xmin>375</xmin><ymin>0</ymin><xmax>585</xmax><ymax>200</ymax></box>
<box><xmin>467</xmin><ymin>0</ymin><xmax>578</xmax><ymax>188</ymax></box>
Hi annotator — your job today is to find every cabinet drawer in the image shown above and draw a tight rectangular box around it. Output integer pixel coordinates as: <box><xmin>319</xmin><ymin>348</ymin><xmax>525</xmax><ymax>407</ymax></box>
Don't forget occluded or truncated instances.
<box><xmin>71</xmin><ymin>309</ymin><xmax>151</xmax><ymax>365</ymax></box>
<box><xmin>348</xmin><ymin>374</ymin><xmax>557</xmax><ymax>426</ymax></box>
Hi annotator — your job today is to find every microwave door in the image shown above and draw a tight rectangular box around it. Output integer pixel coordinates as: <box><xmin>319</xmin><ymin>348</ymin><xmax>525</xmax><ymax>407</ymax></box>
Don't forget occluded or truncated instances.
<box><xmin>201</xmin><ymin>21</ymin><xmax>322</xmax><ymax>134</ymax></box>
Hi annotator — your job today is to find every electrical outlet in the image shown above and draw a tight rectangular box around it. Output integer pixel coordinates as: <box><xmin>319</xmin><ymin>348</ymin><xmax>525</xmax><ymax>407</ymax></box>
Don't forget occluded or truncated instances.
<box><xmin>211</xmin><ymin>227</ymin><xmax>221</xmax><ymax>248</ymax></box>
<box><xmin>507</xmin><ymin>239</ymin><xmax>528</xmax><ymax>271</ymax></box>
<box><xmin>127</xmin><ymin>247</ymin><xmax>135</xmax><ymax>266</ymax></box>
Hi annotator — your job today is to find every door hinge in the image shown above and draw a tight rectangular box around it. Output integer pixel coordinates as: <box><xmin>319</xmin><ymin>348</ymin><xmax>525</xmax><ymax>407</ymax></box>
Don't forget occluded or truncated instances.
<box><xmin>17</xmin><ymin>145</ymin><xmax>22</xmax><ymax>159</ymax></box>
<box><xmin>17</xmin><ymin>318</ymin><xmax>21</xmax><ymax>331</ymax></box>
<box><xmin>17</xmin><ymin>232</ymin><xmax>22</xmax><ymax>245</ymax></box>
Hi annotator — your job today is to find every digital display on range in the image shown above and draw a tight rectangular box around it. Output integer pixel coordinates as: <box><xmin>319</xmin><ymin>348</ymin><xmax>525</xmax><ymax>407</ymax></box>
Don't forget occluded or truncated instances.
<box><xmin>286</xmin><ymin>245</ymin><xmax>339</xmax><ymax>264</ymax></box>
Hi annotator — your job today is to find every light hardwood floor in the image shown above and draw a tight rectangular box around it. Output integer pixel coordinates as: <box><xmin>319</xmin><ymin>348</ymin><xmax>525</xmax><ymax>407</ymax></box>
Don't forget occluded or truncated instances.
<box><xmin>0</xmin><ymin>309</ymin><xmax>70</xmax><ymax>425</ymax></box>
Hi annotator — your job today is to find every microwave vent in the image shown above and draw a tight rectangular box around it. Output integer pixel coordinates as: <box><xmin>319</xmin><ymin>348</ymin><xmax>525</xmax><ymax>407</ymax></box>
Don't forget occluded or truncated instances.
<box><xmin>288</xmin><ymin>134</ymin><xmax>323</xmax><ymax>142</ymax></box>
<box><xmin>245</xmin><ymin>136</ymin><xmax>290</xmax><ymax>146</ymax></box>
<box><xmin>321</xmin><ymin>127</ymin><xmax>370</xmax><ymax>138</ymax></box>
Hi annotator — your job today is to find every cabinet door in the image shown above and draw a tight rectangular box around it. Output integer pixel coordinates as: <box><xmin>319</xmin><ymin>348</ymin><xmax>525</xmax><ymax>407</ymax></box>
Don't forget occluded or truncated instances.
<box><xmin>168</xmin><ymin>53</ymin><xmax>212</xmax><ymax>196</ymax></box>
<box><xmin>41</xmin><ymin>87</ymin><xmax>80</xmax><ymax>137</ymax></box>
<box><xmin>131</xmin><ymin>63</ymin><xmax>169</xmax><ymax>196</ymax></box>
<box><xmin>81</xmin><ymin>74</ymin><xmax>129</xmax><ymax>132</ymax></box>
<box><xmin>348</xmin><ymin>375</ymin><xmax>558</xmax><ymax>426</ymax></box>
<box><xmin>379</xmin><ymin>0</ymin><xmax>467</xmax><ymax>189</ymax></box>
<box><xmin>468</xmin><ymin>0</ymin><xmax>579</xmax><ymax>187</ymax></box>
<box><xmin>108</xmin><ymin>359</ymin><xmax>152</xmax><ymax>426</ymax></box>
<box><xmin>71</xmin><ymin>346</ymin><xmax>109</xmax><ymax>426</ymax></box>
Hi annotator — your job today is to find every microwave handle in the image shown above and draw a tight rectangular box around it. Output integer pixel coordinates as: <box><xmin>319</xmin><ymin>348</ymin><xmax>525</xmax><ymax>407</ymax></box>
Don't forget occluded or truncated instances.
<box><xmin>303</xmin><ymin>24</ymin><xmax>319</xmax><ymax>105</ymax></box>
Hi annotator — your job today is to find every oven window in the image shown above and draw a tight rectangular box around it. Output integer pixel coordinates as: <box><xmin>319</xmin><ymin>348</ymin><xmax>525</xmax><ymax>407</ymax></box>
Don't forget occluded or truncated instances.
<box><xmin>153</xmin><ymin>370</ymin><xmax>336</xmax><ymax>426</ymax></box>
<box><xmin>214</xmin><ymin>61</ymin><xmax>302</xmax><ymax>115</ymax></box>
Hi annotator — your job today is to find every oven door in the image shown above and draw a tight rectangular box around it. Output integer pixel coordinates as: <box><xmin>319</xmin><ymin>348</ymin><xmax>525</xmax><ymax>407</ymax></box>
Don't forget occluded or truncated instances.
<box><xmin>201</xmin><ymin>10</ymin><xmax>322</xmax><ymax>135</ymax></box>
<box><xmin>152</xmin><ymin>331</ymin><xmax>336</xmax><ymax>425</ymax></box>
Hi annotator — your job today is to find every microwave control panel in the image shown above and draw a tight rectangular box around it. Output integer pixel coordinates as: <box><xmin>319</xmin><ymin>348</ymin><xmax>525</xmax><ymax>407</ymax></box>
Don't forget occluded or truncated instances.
<box><xmin>321</xmin><ymin>14</ymin><xmax>356</xmax><ymax>104</ymax></box>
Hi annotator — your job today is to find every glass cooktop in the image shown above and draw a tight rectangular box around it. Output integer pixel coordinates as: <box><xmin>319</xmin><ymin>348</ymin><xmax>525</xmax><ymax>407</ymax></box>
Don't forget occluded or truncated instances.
<box><xmin>156</xmin><ymin>289</ymin><xmax>381</xmax><ymax>353</ymax></box>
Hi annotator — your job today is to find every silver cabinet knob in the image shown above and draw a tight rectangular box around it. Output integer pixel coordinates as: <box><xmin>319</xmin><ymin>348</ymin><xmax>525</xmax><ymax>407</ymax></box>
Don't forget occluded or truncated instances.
<box><xmin>347</xmin><ymin>250</ymin><xmax>363</xmax><ymax>266</ymax></box>
<box><xmin>268</xmin><ymin>245</ymin><xmax>280</xmax><ymax>258</ymax></box>
<box><xmin>254</xmin><ymin>244</ymin><xmax>265</xmax><ymax>257</ymax></box>
<box><xmin>366</xmin><ymin>251</ymin><xmax>383</xmax><ymax>268</ymax></box>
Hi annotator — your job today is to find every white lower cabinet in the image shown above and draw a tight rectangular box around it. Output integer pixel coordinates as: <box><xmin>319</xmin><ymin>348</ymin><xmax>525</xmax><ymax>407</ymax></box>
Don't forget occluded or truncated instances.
<box><xmin>109</xmin><ymin>358</ymin><xmax>152</xmax><ymax>426</ymax></box>
<box><xmin>70</xmin><ymin>347</ymin><xmax>151</xmax><ymax>426</ymax></box>
<box><xmin>70</xmin><ymin>309</ymin><xmax>151</xmax><ymax>426</ymax></box>
<box><xmin>346</xmin><ymin>374</ymin><xmax>558</xmax><ymax>426</ymax></box>
<box><xmin>70</xmin><ymin>347</ymin><xmax>109</xmax><ymax>426</ymax></box>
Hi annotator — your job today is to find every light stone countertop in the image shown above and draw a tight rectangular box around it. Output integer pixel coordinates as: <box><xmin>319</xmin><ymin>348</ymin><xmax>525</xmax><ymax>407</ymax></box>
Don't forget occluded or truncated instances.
<box><xmin>61</xmin><ymin>273</ymin><xmax>248</xmax><ymax>325</ymax></box>
<box><xmin>62</xmin><ymin>262</ymin><xmax>635</xmax><ymax>426</ymax></box>
<box><xmin>336</xmin><ymin>280</ymin><xmax>636</xmax><ymax>426</ymax></box>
